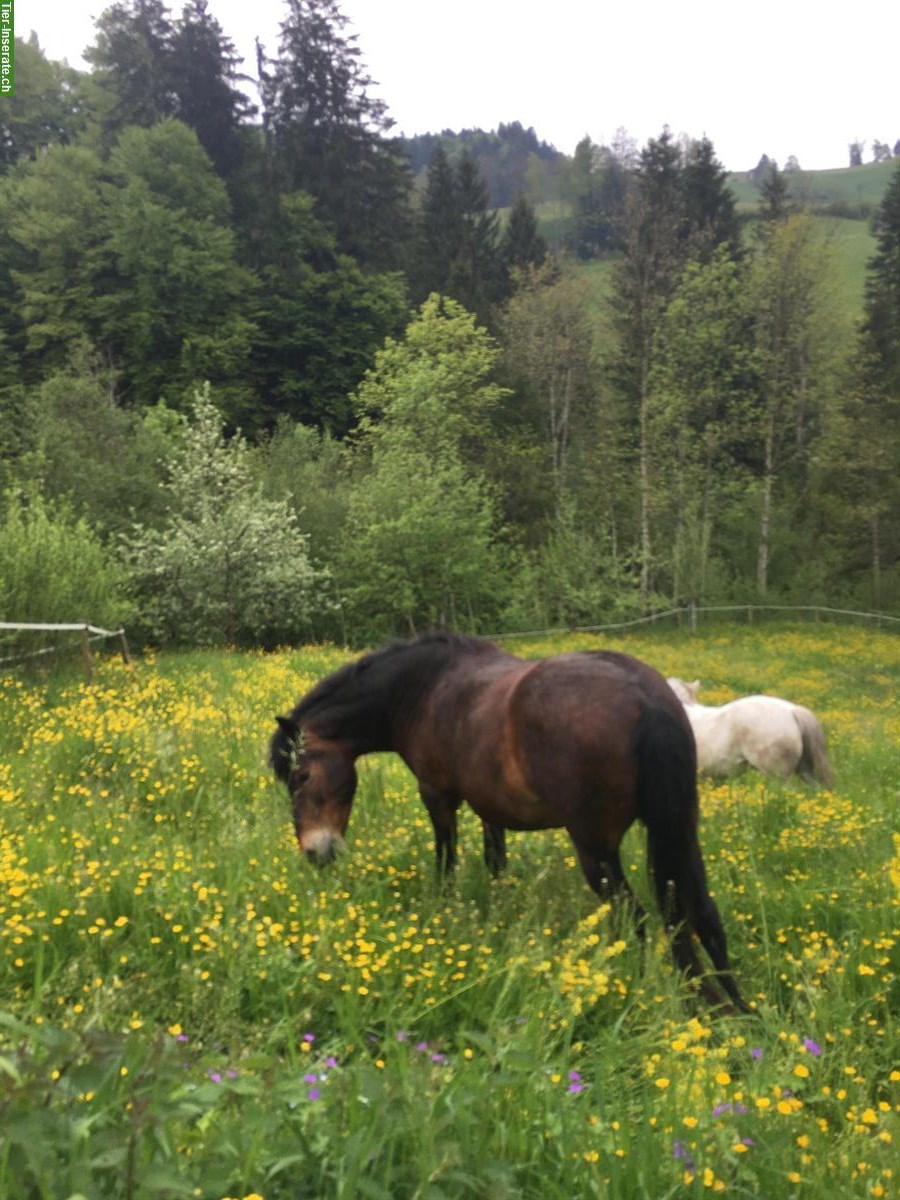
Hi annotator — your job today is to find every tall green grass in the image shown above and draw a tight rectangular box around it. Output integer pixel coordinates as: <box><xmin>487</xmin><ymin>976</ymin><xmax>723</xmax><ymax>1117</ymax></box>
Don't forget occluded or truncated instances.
<box><xmin>1</xmin><ymin>624</ymin><xmax>897</xmax><ymax>1198</ymax></box>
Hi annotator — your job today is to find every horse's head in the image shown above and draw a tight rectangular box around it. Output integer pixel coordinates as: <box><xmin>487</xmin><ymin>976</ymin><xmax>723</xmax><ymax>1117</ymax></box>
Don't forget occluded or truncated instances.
<box><xmin>667</xmin><ymin>677</ymin><xmax>701</xmax><ymax>705</ymax></box>
<box><xmin>271</xmin><ymin>716</ymin><xmax>358</xmax><ymax>865</ymax></box>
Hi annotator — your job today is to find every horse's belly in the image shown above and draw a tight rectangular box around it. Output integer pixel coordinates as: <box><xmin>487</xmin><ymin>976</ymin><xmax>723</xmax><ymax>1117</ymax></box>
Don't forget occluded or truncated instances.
<box><xmin>690</xmin><ymin>718</ymin><xmax>747</xmax><ymax>775</ymax></box>
<box><xmin>467</xmin><ymin>783</ymin><xmax>562</xmax><ymax>831</ymax></box>
<box><xmin>457</xmin><ymin>751</ymin><xmax>562</xmax><ymax>831</ymax></box>
<box><xmin>697</xmin><ymin>744</ymin><xmax>745</xmax><ymax>775</ymax></box>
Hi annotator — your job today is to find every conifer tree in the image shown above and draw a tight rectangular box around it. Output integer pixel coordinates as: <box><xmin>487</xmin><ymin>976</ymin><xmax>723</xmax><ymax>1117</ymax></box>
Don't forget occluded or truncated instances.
<box><xmin>842</xmin><ymin>158</ymin><xmax>900</xmax><ymax>596</ymax></box>
<box><xmin>412</xmin><ymin>146</ymin><xmax>503</xmax><ymax>320</ymax></box>
<box><xmin>502</xmin><ymin>192</ymin><xmax>547</xmax><ymax>273</ymax></box>
<box><xmin>412</xmin><ymin>142</ymin><xmax>461</xmax><ymax>301</ymax></box>
<box><xmin>262</xmin><ymin>0</ymin><xmax>409</xmax><ymax>268</ymax></box>
<box><xmin>448</xmin><ymin>150</ymin><xmax>504</xmax><ymax>319</ymax></box>
<box><xmin>682</xmin><ymin>135</ymin><xmax>740</xmax><ymax>256</ymax></box>
<box><xmin>85</xmin><ymin>0</ymin><xmax>178</xmax><ymax>143</ymax></box>
<box><xmin>861</xmin><ymin>159</ymin><xmax>900</xmax><ymax>394</ymax></box>
<box><xmin>171</xmin><ymin>0</ymin><xmax>255</xmax><ymax>184</ymax></box>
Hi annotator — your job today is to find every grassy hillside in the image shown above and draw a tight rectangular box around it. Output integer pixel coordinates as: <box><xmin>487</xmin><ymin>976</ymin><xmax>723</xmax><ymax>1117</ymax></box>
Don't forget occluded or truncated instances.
<box><xmin>823</xmin><ymin>216</ymin><xmax>877</xmax><ymax>320</ymax></box>
<box><xmin>1</xmin><ymin>624</ymin><xmax>898</xmax><ymax>1197</ymax></box>
<box><xmin>728</xmin><ymin>160</ymin><xmax>896</xmax><ymax>212</ymax></box>
<box><xmin>538</xmin><ymin>161</ymin><xmax>894</xmax><ymax>324</ymax></box>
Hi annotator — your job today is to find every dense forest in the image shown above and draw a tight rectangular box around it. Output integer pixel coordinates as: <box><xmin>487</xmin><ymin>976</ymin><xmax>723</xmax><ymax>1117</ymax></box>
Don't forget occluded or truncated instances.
<box><xmin>1</xmin><ymin>0</ymin><xmax>899</xmax><ymax>652</ymax></box>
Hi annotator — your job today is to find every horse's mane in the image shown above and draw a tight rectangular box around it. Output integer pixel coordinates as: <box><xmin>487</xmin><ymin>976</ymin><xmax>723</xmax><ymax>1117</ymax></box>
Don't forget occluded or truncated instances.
<box><xmin>273</xmin><ymin>633</ymin><xmax>498</xmax><ymax>762</ymax></box>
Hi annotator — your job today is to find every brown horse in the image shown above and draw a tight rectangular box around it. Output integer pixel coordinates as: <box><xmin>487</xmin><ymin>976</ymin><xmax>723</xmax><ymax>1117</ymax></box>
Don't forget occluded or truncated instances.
<box><xmin>270</xmin><ymin>633</ymin><xmax>750</xmax><ymax>1013</ymax></box>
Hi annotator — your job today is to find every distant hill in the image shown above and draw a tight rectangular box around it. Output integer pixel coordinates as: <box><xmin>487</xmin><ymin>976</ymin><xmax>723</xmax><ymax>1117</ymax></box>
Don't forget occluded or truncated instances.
<box><xmin>401</xmin><ymin>122</ymin><xmax>565</xmax><ymax>209</ymax></box>
<box><xmin>727</xmin><ymin>159</ymin><xmax>896</xmax><ymax>216</ymax></box>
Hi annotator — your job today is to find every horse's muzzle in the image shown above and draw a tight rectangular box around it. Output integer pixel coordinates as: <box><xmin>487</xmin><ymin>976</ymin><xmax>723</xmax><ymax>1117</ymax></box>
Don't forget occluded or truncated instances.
<box><xmin>300</xmin><ymin>830</ymin><xmax>344</xmax><ymax>866</ymax></box>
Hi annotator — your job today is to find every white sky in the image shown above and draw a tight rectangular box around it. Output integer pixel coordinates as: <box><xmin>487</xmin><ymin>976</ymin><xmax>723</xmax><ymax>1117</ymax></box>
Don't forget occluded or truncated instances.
<box><xmin>25</xmin><ymin>0</ymin><xmax>900</xmax><ymax>172</ymax></box>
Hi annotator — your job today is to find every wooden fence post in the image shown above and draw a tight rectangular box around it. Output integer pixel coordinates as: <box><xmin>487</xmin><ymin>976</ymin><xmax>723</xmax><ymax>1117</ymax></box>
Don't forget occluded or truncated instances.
<box><xmin>119</xmin><ymin>629</ymin><xmax>132</xmax><ymax>666</ymax></box>
<box><xmin>78</xmin><ymin>622</ymin><xmax>94</xmax><ymax>685</ymax></box>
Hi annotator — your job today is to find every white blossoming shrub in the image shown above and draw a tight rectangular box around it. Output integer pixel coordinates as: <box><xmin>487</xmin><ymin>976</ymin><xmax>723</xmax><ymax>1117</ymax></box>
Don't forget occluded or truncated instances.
<box><xmin>120</xmin><ymin>387</ymin><xmax>326</xmax><ymax>646</ymax></box>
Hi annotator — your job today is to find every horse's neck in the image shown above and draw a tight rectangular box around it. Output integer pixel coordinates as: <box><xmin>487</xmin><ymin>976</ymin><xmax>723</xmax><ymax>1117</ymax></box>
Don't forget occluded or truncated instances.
<box><xmin>685</xmin><ymin>701</ymin><xmax>718</xmax><ymax>725</ymax></box>
<box><xmin>324</xmin><ymin>649</ymin><xmax>452</xmax><ymax>757</ymax></box>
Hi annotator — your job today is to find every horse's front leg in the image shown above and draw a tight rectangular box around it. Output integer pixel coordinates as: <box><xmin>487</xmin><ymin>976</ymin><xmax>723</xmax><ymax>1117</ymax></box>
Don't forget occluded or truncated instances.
<box><xmin>482</xmin><ymin>822</ymin><xmax>507</xmax><ymax>877</ymax></box>
<box><xmin>419</xmin><ymin>786</ymin><xmax>462</xmax><ymax>874</ymax></box>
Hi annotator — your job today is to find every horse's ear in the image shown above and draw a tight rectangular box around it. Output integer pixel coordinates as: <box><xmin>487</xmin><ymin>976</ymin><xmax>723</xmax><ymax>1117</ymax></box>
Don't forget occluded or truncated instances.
<box><xmin>276</xmin><ymin>715</ymin><xmax>299</xmax><ymax>740</ymax></box>
<box><xmin>690</xmin><ymin>680</ymin><xmax>701</xmax><ymax>697</ymax></box>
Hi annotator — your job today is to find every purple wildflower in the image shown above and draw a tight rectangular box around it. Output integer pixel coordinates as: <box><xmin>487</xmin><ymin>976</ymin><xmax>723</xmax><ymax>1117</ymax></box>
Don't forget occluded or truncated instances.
<box><xmin>303</xmin><ymin>1073</ymin><xmax>318</xmax><ymax>1084</ymax></box>
<box><xmin>303</xmin><ymin>1032</ymin><xmax>315</xmax><ymax>1042</ymax></box>
<box><xmin>415</xmin><ymin>1041</ymin><xmax>429</xmax><ymax>1053</ymax></box>
<box><xmin>712</xmin><ymin>1102</ymin><xmax>732</xmax><ymax>1117</ymax></box>
<box><xmin>176</xmin><ymin>1034</ymin><xmax>189</xmax><ymax>1044</ymax></box>
<box><xmin>431</xmin><ymin>1052</ymin><xmax>447</xmax><ymax>1064</ymax></box>
<box><xmin>226</xmin><ymin>1069</ymin><xmax>238</xmax><ymax>1080</ymax></box>
<box><xmin>325</xmin><ymin>1056</ymin><xmax>338</xmax><ymax>1068</ymax></box>
<box><xmin>750</xmin><ymin>1047</ymin><xmax>763</xmax><ymax>1061</ymax></box>
<box><xmin>396</xmin><ymin>1030</ymin><xmax>408</xmax><ymax>1043</ymax></box>
<box><xmin>207</xmin><ymin>1070</ymin><xmax>222</xmax><ymax>1084</ymax></box>
<box><xmin>803</xmin><ymin>1038</ymin><xmax>822</xmax><ymax>1057</ymax></box>
<box><xmin>672</xmin><ymin>1141</ymin><xmax>696</xmax><ymax>1171</ymax></box>
<box><xmin>568</xmin><ymin>1081</ymin><xmax>584</xmax><ymax>1094</ymax></box>
<box><xmin>308</xmin><ymin>1087</ymin><xmax>321</xmax><ymax>1101</ymax></box>
<box><xmin>741</xmin><ymin>1137</ymin><xmax>755</xmax><ymax>1147</ymax></box>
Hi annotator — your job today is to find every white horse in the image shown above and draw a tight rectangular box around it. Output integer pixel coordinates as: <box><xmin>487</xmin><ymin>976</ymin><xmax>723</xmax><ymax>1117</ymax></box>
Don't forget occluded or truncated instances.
<box><xmin>666</xmin><ymin>678</ymin><xmax>833</xmax><ymax>787</ymax></box>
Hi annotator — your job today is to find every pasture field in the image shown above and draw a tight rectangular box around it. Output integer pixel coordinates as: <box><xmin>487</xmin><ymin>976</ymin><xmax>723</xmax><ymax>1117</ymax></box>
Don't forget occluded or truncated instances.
<box><xmin>1</xmin><ymin>624</ymin><xmax>898</xmax><ymax>1199</ymax></box>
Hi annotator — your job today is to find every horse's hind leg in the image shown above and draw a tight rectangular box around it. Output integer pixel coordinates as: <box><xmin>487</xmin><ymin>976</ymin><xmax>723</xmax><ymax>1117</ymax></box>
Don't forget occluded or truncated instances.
<box><xmin>420</xmin><ymin>786</ymin><xmax>461</xmax><ymax>874</ymax></box>
<box><xmin>482</xmin><ymin>822</ymin><xmax>507</xmax><ymax>876</ymax></box>
<box><xmin>573</xmin><ymin>839</ymin><xmax>648</xmax><ymax>941</ymax></box>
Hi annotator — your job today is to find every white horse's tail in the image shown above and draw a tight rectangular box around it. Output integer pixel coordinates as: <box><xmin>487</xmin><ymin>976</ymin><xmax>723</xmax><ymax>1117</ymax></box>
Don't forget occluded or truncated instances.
<box><xmin>792</xmin><ymin>707</ymin><xmax>834</xmax><ymax>788</ymax></box>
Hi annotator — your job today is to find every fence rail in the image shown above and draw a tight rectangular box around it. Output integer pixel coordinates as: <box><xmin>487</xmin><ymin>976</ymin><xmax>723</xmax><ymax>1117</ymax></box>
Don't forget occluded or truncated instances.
<box><xmin>488</xmin><ymin>602</ymin><xmax>900</xmax><ymax>642</ymax></box>
<box><xmin>0</xmin><ymin>621</ymin><xmax>131</xmax><ymax>679</ymax></box>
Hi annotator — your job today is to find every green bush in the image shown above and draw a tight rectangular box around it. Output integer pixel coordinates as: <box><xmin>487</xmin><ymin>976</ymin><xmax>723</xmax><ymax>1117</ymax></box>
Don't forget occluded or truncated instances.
<box><xmin>119</xmin><ymin>387</ymin><xmax>327</xmax><ymax>646</ymax></box>
<box><xmin>0</xmin><ymin>489</ymin><xmax>130</xmax><ymax>630</ymax></box>
<box><xmin>504</xmin><ymin>503</ymin><xmax>643</xmax><ymax>630</ymax></box>
<box><xmin>336</xmin><ymin>442</ymin><xmax>509</xmax><ymax>642</ymax></box>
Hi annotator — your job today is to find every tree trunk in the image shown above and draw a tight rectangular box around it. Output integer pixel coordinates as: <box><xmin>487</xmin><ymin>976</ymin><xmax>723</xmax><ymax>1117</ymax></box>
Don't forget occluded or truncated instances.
<box><xmin>757</xmin><ymin>413</ymin><xmax>776</xmax><ymax>596</ymax></box>
<box><xmin>639</xmin><ymin>388</ymin><xmax>652</xmax><ymax>609</ymax></box>
<box><xmin>871</xmin><ymin>511</ymin><xmax>881</xmax><ymax>604</ymax></box>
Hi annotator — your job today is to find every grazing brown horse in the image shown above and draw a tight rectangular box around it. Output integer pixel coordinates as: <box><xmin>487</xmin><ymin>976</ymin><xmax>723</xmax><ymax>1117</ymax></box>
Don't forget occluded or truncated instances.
<box><xmin>270</xmin><ymin>633</ymin><xmax>750</xmax><ymax>1013</ymax></box>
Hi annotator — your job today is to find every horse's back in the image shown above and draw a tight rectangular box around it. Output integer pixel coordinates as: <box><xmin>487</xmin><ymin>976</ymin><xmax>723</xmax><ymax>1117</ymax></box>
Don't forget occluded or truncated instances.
<box><xmin>513</xmin><ymin>650</ymin><xmax>683</xmax><ymax>739</ymax></box>
<box><xmin>506</xmin><ymin>652</ymin><xmax>690</xmax><ymax>830</ymax></box>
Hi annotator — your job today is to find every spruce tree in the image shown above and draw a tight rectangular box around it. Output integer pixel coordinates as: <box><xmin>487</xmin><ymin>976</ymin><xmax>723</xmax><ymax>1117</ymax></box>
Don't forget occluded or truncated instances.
<box><xmin>171</xmin><ymin>0</ymin><xmax>255</xmax><ymax>184</ymax></box>
<box><xmin>263</xmin><ymin>0</ymin><xmax>409</xmax><ymax>268</ymax></box>
<box><xmin>502</xmin><ymin>192</ymin><xmax>547</xmax><ymax>273</ymax></box>
<box><xmin>861</xmin><ymin>159</ymin><xmax>900</xmax><ymax>393</ymax></box>
<box><xmin>449</xmin><ymin>150</ymin><xmax>503</xmax><ymax>319</ymax></box>
<box><xmin>682</xmin><ymin>136</ymin><xmax>740</xmax><ymax>256</ymax></box>
<box><xmin>411</xmin><ymin>142</ymin><xmax>461</xmax><ymax>301</ymax></box>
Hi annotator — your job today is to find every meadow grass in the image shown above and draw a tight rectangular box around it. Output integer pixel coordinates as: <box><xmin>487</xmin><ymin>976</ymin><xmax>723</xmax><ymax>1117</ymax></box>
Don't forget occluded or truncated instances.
<box><xmin>1</xmin><ymin>624</ymin><xmax>897</xmax><ymax>1198</ymax></box>
<box><xmin>727</xmin><ymin>161</ymin><xmax>896</xmax><ymax>213</ymax></box>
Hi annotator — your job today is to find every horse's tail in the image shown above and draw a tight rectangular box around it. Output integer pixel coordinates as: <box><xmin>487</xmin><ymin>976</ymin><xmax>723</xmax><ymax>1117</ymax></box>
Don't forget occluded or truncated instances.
<box><xmin>792</xmin><ymin>706</ymin><xmax>834</xmax><ymax>788</ymax></box>
<box><xmin>633</xmin><ymin>703</ymin><xmax>749</xmax><ymax>1012</ymax></box>
<box><xmin>633</xmin><ymin>704</ymin><xmax>704</xmax><ymax>924</ymax></box>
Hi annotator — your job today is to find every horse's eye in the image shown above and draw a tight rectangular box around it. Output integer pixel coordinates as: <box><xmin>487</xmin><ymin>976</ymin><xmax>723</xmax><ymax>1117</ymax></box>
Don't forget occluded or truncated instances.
<box><xmin>293</xmin><ymin>767</ymin><xmax>311</xmax><ymax>785</ymax></box>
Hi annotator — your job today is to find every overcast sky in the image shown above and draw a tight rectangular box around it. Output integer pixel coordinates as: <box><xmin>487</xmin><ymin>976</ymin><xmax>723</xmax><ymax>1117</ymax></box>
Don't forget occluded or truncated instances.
<box><xmin>28</xmin><ymin>0</ymin><xmax>900</xmax><ymax>172</ymax></box>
